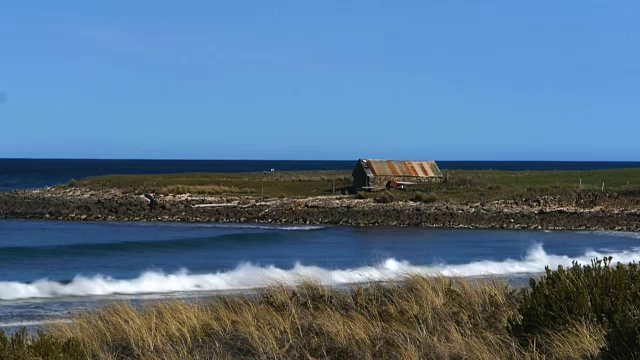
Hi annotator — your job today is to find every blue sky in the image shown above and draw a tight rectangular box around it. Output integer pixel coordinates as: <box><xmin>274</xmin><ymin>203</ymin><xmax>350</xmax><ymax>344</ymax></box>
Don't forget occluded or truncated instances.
<box><xmin>1</xmin><ymin>1</ymin><xmax>638</xmax><ymax>160</ymax></box>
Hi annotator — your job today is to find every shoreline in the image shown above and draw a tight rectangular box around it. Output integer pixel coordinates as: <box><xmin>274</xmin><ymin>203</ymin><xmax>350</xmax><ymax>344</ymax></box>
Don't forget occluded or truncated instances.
<box><xmin>1</xmin><ymin>187</ymin><xmax>639</xmax><ymax>232</ymax></box>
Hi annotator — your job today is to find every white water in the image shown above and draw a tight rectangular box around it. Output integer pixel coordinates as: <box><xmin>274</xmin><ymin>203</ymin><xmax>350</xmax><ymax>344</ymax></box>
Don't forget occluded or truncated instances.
<box><xmin>0</xmin><ymin>319</ymin><xmax>73</xmax><ymax>328</ymax></box>
<box><xmin>131</xmin><ymin>222</ymin><xmax>326</xmax><ymax>231</ymax></box>
<box><xmin>2</xmin><ymin>244</ymin><xmax>640</xmax><ymax>301</ymax></box>
<box><xmin>579</xmin><ymin>230</ymin><xmax>640</xmax><ymax>239</ymax></box>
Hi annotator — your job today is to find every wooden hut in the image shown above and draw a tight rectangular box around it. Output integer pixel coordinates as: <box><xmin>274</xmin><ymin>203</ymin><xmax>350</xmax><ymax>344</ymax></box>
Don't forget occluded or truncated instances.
<box><xmin>352</xmin><ymin>159</ymin><xmax>443</xmax><ymax>191</ymax></box>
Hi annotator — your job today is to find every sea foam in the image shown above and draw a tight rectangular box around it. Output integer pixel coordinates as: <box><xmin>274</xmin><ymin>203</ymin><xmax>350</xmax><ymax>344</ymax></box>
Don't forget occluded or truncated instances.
<box><xmin>0</xmin><ymin>319</ymin><xmax>72</xmax><ymax>328</ymax></box>
<box><xmin>2</xmin><ymin>244</ymin><xmax>640</xmax><ymax>301</ymax></box>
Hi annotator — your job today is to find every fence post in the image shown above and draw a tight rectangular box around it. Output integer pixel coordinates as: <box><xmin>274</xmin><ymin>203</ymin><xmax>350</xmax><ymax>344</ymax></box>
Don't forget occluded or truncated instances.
<box><xmin>261</xmin><ymin>188</ymin><xmax>264</xmax><ymax>202</ymax></box>
<box><xmin>579</xmin><ymin>178</ymin><xmax>582</xmax><ymax>189</ymax></box>
<box><xmin>602</xmin><ymin>182</ymin><xmax>605</xmax><ymax>192</ymax></box>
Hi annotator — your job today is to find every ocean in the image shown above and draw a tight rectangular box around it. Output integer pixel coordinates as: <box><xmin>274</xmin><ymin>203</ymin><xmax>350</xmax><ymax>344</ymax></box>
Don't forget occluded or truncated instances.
<box><xmin>1</xmin><ymin>220</ymin><xmax>640</xmax><ymax>332</ymax></box>
<box><xmin>1</xmin><ymin>158</ymin><xmax>640</xmax><ymax>191</ymax></box>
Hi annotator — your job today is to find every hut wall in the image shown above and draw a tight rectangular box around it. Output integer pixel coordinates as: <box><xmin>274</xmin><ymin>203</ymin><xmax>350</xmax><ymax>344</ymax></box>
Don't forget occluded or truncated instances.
<box><xmin>370</xmin><ymin>176</ymin><xmax>442</xmax><ymax>187</ymax></box>
<box><xmin>351</xmin><ymin>163</ymin><xmax>371</xmax><ymax>191</ymax></box>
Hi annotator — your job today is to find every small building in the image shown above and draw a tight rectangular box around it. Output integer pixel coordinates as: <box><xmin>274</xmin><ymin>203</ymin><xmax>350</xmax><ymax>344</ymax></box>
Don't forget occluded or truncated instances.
<box><xmin>352</xmin><ymin>159</ymin><xmax>443</xmax><ymax>191</ymax></box>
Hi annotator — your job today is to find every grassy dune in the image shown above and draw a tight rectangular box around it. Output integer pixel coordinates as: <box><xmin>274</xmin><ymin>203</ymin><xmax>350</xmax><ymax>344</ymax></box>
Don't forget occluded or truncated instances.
<box><xmin>4</xmin><ymin>259</ymin><xmax>640</xmax><ymax>359</ymax></box>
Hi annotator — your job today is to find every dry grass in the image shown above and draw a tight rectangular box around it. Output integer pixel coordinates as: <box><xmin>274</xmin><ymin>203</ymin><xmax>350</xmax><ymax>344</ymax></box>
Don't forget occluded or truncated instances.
<box><xmin>535</xmin><ymin>321</ymin><xmax>606</xmax><ymax>358</ymax></box>
<box><xmin>72</xmin><ymin>171</ymin><xmax>352</xmax><ymax>197</ymax></box>
<box><xmin>48</xmin><ymin>276</ymin><xmax>605</xmax><ymax>359</ymax></box>
<box><xmin>155</xmin><ymin>185</ymin><xmax>256</xmax><ymax>195</ymax></box>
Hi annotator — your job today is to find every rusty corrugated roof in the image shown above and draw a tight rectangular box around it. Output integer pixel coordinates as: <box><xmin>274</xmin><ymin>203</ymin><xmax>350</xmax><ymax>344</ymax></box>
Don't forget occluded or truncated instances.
<box><xmin>362</xmin><ymin>159</ymin><xmax>443</xmax><ymax>178</ymax></box>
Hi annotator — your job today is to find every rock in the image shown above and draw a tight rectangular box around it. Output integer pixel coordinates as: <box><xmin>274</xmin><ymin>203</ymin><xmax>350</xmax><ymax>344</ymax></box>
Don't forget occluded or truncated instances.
<box><xmin>0</xmin><ymin>187</ymin><xmax>639</xmax><ymax>231</ymax></box>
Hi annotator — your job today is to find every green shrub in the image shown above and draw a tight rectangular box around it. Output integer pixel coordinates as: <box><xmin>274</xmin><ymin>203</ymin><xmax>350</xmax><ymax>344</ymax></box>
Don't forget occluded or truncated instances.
<box><xmin>375</xmin><ymin>191</ymin><xmax>396</xmax><ymax>203</ymax></box>
<box><xmin>412</xmin><ymin>191</ymin><xmax>437</xmax><ymax>203</ymax></box>
<box><xmin>513</xmin><ymin>258</ymin><xmax>640</xmax><ymax>358</ymax></box>
<box><xmin>355</xmin><ymin>191</ymin><xmax>369</xmax><ymax>199</ymax></box>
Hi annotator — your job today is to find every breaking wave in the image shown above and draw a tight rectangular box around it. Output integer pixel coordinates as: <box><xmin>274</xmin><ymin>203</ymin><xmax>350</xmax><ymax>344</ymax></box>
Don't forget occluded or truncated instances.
<box><xmin>0</xmin><ymin>319</ymin><xmax>72</xmax><ymax>328</ymax></box>
<box><xmin>3</xmin><ymin>244</ymin><xmax>640</xmax><ymax>301</ymax></box>
<box><xmin>131</xmin><ymin>222</ymin><xmax>326</xmax><ymax>231</ymax></box>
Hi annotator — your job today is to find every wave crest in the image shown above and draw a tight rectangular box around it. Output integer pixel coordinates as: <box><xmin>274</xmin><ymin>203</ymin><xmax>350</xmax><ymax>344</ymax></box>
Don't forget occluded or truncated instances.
<box><xmin>2</xmin><ymin>244</ymin><xmax>640</xmax><ymax>300</ymax></box>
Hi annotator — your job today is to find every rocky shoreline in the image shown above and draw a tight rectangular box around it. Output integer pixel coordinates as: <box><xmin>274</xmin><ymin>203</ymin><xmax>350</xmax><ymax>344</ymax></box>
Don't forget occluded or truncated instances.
<box><xmin>1</xmin><ymin>187</ymin><xmax>639</xmax><ymax>231</ymax></box>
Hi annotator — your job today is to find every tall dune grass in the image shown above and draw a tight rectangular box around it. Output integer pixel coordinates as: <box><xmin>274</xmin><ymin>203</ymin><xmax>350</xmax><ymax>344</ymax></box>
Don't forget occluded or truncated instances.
<box><xmin>42</xmin><ymin>276</ymin><xmax>605</xmax><ymax>359</ymax></box>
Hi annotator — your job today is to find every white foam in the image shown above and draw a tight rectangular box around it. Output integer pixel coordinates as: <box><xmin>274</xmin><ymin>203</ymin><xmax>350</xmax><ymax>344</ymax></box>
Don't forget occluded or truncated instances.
<box><xmin>133</xmin><ymin>222</ymin><xmax>326</xmax><ymax>231</ymax></box>
<box><xmin>2</xmin><ymin>244</ymin><xmax>640</xmax><ymax>301</ymax></box>
<box><xmin>580</xmin><ymin>230</ymin><xmax>640</xmax><ymax>239</ymax></box>
<box><xmin>214</xmin><ymin>224</ymin><xmax>326</xmax><ymax>231</ymax></box>
<box><xmin>0</xmin><ymin>319</ymin><xmax>72</xmax><ymax>328</ymax></box>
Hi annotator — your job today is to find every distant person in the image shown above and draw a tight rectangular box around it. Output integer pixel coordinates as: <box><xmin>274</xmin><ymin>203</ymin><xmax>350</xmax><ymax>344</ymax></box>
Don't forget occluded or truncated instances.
<box><xmin>144</xmin><ymin>193</ymin><xmax>158</xmax><ymax>210</ymax></box>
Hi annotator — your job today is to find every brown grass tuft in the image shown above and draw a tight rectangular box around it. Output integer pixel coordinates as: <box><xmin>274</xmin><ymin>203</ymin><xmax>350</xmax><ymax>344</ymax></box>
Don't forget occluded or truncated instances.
<box><xmin>46</xmin><ymin>275</ymin><xmax>606</xmax><ymax>359</ymax></box>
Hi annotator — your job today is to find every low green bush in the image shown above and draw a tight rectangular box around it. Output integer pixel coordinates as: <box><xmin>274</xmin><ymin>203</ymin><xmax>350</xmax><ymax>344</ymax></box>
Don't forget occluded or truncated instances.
<box><xmin>412</xmin><ymin>191</ymin><xmax>437</xmax><ymax>203</ymax></box>
<box><xmin>375</xmin><ymin>191</ymin><xmax>396</xmax><ymax>203</ymax></box>
<box><xmin>355</xmin><ymin>191</ymin><xmax>369</xmax><ymax>199</ymax></box>
<box><xmin>513</xmin><ymin>258</ymin><xmax>640</xmax><ymax>359</ymax></box>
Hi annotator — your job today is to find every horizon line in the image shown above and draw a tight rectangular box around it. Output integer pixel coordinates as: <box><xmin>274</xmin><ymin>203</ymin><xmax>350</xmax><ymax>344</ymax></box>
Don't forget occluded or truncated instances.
<box><xmin>1</xmin><ymin>157</ymin><xmax>639</xmax><ymax>163</ymax></box>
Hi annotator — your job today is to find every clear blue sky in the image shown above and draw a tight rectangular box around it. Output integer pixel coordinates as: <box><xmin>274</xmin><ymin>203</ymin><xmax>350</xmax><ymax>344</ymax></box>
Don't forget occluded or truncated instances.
<box><xmin>1</xmin><ymin>1</ymin><xmax>638</xmax><ymax>160</ymax></box>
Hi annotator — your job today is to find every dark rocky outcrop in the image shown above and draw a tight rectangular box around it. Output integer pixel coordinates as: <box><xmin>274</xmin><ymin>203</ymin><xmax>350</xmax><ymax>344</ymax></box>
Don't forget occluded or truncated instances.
<box><xmin>0</xmin><ymin>187</ymin><xmax>638</xmax><ymax>231</ymax></box>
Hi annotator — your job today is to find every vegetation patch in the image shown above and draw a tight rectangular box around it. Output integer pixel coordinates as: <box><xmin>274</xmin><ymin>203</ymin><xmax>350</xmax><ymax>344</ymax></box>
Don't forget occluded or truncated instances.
<box><xmin>70</xmin><ymin>171</ymin><xmax>352</xmax><ymax>197</ymax></box>
<box><xmin>375</xmin><ymin>191</ymin><xmax>396</xmax><ymax>203</ymax></box>
<box><xmin>411</xmin><ymin>191</ymin><xmax>438</xmax><ymax>203</ymax></box>
<box><xmin>0</xmin><ymin>329</ymin><xmax>86</xmax><ymax>360</ymax></box>
<box><xmin>514</xmin><ymin>258</ymin><xmax>640</xmax><ymax>359</ymax></box>
<box><xmin>64</xmin><ymin>168</ymin><xmax>640</xmax><ymax>205</ymax></box>
<box><xmin>155</xmin><ymin>185</ymin><xmax>255</xmax><ymax>195</ymax></box>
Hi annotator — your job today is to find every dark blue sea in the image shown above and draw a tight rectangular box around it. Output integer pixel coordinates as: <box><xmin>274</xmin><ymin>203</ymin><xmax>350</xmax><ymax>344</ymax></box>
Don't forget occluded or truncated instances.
<box><xmin>2</xmin><ymin>158</ymin><xmax>640</xmax><ymax>191</ymax></box>
<box><xmin>1</xmin><ymin>220</ymin><xmax>640</xmax><ymax>331</ymax></box>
